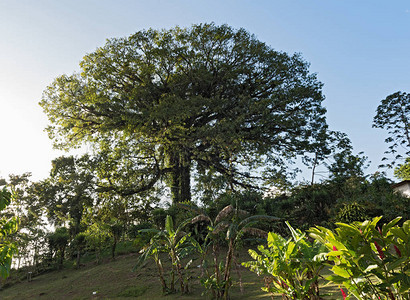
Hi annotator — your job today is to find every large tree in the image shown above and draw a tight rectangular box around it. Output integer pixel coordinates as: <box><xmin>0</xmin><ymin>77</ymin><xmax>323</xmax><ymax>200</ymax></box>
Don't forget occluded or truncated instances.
<box><xmin>373</xmin><ymin>91</ymin><xmax>410</xmax><ymax>168</ymax></box>
<box><xmin>40</xmin><ymin>23</ymin><xmax>329</xmax><ymax>203</ymax></box>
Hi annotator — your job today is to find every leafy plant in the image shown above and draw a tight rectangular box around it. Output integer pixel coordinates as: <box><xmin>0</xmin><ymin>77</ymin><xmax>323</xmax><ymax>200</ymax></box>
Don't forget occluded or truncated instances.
<box><xmin>134</xmin><ymin>215</ymin><xmax>192</xmax><ymax>294</ymax></box>
<box><xmin>183</xmin><ymin>203</ymin><xmax>279</xmax><ymax>299</ymax></box>
<box><xmin>243</xmin><ymin>222</ymin><xmax>327</xmax><ymax>299</ymax></box>
<box><xmin>309</xmin><ymin>217</ymin><xmax>410</xmax><ymax>299</ymax></box>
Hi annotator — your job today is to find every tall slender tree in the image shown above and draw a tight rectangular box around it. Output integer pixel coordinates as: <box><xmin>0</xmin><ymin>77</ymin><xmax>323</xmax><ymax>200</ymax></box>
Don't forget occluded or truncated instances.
<box><xmin>373</xmin><ymin>91</ymin><xmax>410</xmax><ymax>168</ymax></box>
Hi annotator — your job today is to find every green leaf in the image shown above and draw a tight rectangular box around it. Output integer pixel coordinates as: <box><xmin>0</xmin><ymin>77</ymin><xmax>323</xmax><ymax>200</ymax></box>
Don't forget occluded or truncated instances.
<box><xmin>165</xmin><ymin>215</ymin><xmax>174</xmax><ymax>235</ymax></box>
<box><xmin>332</xmin><ymin>265</ymin><xmax>351</xmax><ymax>278</ymax></box>
<box><xmin>335</xmin><ymin>222</ymin><xmax>361</xmax><ymax>236</ymax></box>
<box><xmin>327</xmin><ymin>250</ymin><xmax>344</xmax><ymax>257</ymax></box>
<box><xmin>386</xmin><ymin>257</ymin><xmax>407</xmax><ymax>272</ymax></box>
<box><xmin>382</xmin><ymin>216</ymin><xmax>402</xmax><ymax>236</ymax></box>
<box><xmin>390</xmin><ymin>227</ymin><xmax>408</xmax><ymax>242</ymax></box>
<box><xmin>326</xmin><ymin>275</ymin><xmax>347</xmax><ymax>283</ymax></box>
<box><xmin>285</xmin><ymin>241</ymin><xmax>296</xmax><ymax>258</ymax></box>
<box><xmin>402</xmin><ymin>220</ymin><xmax>410</xmax><ymax>234</ymax></box>
<box><xmin>363</xmin><ymin>264</ymin><xmax>378</xmax><ymax>273</ymax></box>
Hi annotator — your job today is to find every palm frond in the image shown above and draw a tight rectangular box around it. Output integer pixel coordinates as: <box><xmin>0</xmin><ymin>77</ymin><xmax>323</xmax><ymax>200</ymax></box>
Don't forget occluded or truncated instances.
<box><xmin>212</xmin><ymin>221</ymin><xmax>230</xmax><ymax>234</ymax></box>
<box><xmin>241</xmin><ymin>227</ymin><xmax>268</xmax><ymax>239</ymax></box>
<box><xmin>215</xmin><ymin>205</ymin><xmax>234</xmax><ymax>223</ymax></box>
<box><xmin>191</xmin><ymin>214</ymin><xmax>211</xmax><ymax>224</ymax></box>
<box><xmin>236</xmin><ymin>209</ymin><xmax>250</xmax><ymax>218</ymax></box>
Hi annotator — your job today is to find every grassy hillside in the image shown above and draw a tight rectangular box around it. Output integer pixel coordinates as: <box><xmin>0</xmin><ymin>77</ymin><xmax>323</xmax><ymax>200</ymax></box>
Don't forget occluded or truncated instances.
<box><xmin>0</xmin><ymin>251</ymin><xmax>341</xmax><ymax>299</ymax></box>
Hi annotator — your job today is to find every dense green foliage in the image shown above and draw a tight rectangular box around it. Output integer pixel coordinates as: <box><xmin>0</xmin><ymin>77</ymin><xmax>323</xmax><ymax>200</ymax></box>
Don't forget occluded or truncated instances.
<box><xmin>310</xmin><ymin>217</ymin><xmax>410</xmax><ymax>299</ymax></box>
<box><xmin>40</xmin><ymin>23</ymin><xmax>330</xmax><ymax>203</ymax></box>
<box><xmin>48</xmin><ymin>227</ymin><xmax>70</xmax><ymax>269</ymax></box>
<box><xmin>243</xmin><ymin>222</ymin><xmax>327</xmax><ymax>299</ymax></box>
<box><xmin>264</xmin><ymin>174</ymin><xmax>409</xmax><ymax>232</ymax></box>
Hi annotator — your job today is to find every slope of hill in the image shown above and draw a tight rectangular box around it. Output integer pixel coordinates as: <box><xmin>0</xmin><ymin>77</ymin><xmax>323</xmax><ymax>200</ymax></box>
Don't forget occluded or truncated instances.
<box><xmin>1</xmin><ymin>248</ymin><xmax>344</xmax><ymax>300</ymax></box>
<box><xmin>0</xmin><ymin>252</ymin><xmax>274</xmax><ymax>299</ymax></box>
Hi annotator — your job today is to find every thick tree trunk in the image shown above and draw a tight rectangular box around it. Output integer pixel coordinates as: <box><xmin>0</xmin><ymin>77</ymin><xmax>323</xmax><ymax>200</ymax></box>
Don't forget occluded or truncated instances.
<box><xmin>169</xmin><ymin>150</ymin><xmax>191</xmax><ymax>203</ymax></box>
<box><xmin>180</xmin><ymin>153</ymin><xmax>191</xmax><ymax>202</ymax></box>
<box><xmin>169</xmin><ymin>151</ymin><xmax>181</xmax><ymax>204</ymax></box>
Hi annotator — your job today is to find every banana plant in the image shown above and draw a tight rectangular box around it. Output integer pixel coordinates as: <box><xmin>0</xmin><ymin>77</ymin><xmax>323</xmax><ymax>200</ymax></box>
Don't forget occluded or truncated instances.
<box><xmin>182</xmin><ymin>203</ymin><xmax>280</xmax><ymax>299</ymax></box>
<box><xmin>134</xmin><ymin>215</ymin><xmax>192</xmax><ymax>294</ymax></box>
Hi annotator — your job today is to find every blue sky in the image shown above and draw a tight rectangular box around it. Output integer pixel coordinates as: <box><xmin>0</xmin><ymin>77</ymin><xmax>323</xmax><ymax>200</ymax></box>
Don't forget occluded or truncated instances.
<box><xmin>0</xmin><ymin>0</ymin><xmax>409</xmax><ymax>181</ymax></box>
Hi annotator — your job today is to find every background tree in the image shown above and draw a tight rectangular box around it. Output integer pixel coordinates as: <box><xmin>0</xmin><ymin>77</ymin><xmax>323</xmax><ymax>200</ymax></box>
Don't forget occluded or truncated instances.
<box><xmin>47</xmin><ymin>227</ymin><xmax>70</xmax><ymax>269</ymax></box>
<box><xmin>40</xmin><ymin>23</ymin><xmax>329</xmax><ymax>204</ymax></box>
<box><xmin>40</xmin><ymin>155</ymin><xmax>95</xmax><ymax>235</ymax></box>
<box><xmin>373</xmin><ymin>91</ymin><xmax>410</xmax><ymax>168</ymax></box>
<box><xmin>302</xmin><ymin>130</ymin><xmax>353</xmax><ymax>184</ymax></box>
<box><xmin>84</xmin><ymin>222</ymin><xmax>110</xmax><ymax>264</ymax></box>
<box><xmin>0</xmin><ymin>174</ymin><xmax>48</xmax><ymax>272</ymax></box>
<box><xmin>327</xmin><ymin>151</ymin><xmax>369</xmax><ymax>182</ymax></box>
<box><xmin>394</xmin><ymin>157</ymin><xmax>410</xmax><ymax>180</ymax></box>
<box><xmin>0</xmin><ymin>187</ymin><xmax>18</xmax><ymax>279</ymax></box>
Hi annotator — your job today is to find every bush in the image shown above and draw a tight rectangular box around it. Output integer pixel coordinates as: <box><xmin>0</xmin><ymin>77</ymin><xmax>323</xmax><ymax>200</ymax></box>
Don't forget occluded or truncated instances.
<box><xmin>128</xmin><ymin>223</ymin><xmax>155</xmax><ymax>250</ymax></box>
<box><xmin>310</xmin><ymin>217</ymin><xmax>410</xmax><ymax>299</ymax></box>
<box><xmin>243</xmin><ymin>222</ymin><xmax>327</xmax><ymax>299</ymax></box>
<box><xmin>334</xmin><ymin>202</ymin><xmax>368</xmax><ymax>223</ymax></box>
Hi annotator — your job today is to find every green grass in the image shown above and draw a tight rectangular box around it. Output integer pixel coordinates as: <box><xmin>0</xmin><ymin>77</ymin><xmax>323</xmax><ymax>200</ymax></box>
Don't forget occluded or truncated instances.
<box><xmin>0</xmin><ymin>250</ymin><xmax>341</xmax><ymax>299</ymax></box>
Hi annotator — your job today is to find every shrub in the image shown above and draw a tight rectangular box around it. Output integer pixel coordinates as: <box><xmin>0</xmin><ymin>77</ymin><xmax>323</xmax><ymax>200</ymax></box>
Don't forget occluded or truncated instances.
<box><xmin>243</xmin><ymin>222</ymin><xmax>327</xmax><ymax>299</ymax></box>
<box><xmin>128</xmin><ymin>223</ymin><xmax>155</xmax><ymax>250</ymax></box>
<box><xmin>334</xmin><ymin>202</ymin><xmax>368</xmax><ymax>223</ymax></box>
<box><xmin>309</xmin><ymin>217</ymin><xmax>410</xmax><ymax>299</ymax></box>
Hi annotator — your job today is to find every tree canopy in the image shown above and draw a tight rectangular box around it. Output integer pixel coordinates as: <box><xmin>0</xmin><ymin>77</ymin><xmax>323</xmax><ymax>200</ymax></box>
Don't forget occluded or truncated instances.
<box><xmin>373</xmin><ymin>91</ymin><xmax>410</xmax><ymax>168</ymax></box>
<box><xmin>40</xmin><ymin>23</ymin><xmax>329</xmax><ymax>203</ymax></box>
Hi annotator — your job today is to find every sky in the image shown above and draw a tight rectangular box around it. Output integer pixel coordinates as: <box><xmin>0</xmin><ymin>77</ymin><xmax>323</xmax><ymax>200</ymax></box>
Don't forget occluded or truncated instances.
<box><xmin>0</xmin><ymin>0</ymin><xmax>409</xmax><ymax>182</ymax></box>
